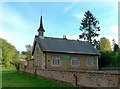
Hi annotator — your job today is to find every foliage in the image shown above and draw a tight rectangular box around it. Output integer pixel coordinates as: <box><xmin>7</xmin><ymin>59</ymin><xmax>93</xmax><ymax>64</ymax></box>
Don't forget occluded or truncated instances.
<box><xmin>113</xmin><ymin>43</ymin><xmax>119</xmax><ymax>52</ymax></box>
<box><xmin>21</xmin><ymin>44</ymin><xmax>32</xmax><ymax>60</ymax></box>
<box><xmin>118</xmin><ymin>49</ymin><xmax>120</xmax><ymax>62</ymax></box>
<box><xmin>99</xmin><ymin>37</ymin><xmax>112</xmax><ymax>51</ymax></box>
<box><xmin>99</xmin><ymin>51</ymin><xmax>120</xmax><ymax>68</ymax></box>
<box><xmin>79</xmin><ymin>10</ymin><xmax>100</xmax><ymax>48</ymax></box>
<box><xmin>93</xmin><ymin>39</ymin><xmax>100</xmax><ymax>50</ymax></box>
<box><xmin>0</xmin><ymin>38</ymin><xmax>20</xmax><ymax>67</ymax></box>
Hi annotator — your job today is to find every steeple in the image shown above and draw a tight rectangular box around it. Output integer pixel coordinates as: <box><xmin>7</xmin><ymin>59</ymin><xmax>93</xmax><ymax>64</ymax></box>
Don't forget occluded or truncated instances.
<box><xmin>38</xmin><ymin>16</ymin><xmax>45</xmax><ymax>37</ymax></box>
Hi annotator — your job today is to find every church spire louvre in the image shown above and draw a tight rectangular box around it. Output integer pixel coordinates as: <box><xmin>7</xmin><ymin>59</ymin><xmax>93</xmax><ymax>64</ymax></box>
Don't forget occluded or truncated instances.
<box><xmin>38</xmin><ymin>16</ymin><xmax>45</xmax><ymax>37</ymax></box>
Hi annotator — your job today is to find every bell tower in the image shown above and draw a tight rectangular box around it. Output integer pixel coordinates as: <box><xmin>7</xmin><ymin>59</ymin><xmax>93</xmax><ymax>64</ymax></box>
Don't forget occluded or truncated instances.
<box><xmin>38</xmin><ymin>16</ymin><xmax>45</xmax><ymax>37</ymax></box>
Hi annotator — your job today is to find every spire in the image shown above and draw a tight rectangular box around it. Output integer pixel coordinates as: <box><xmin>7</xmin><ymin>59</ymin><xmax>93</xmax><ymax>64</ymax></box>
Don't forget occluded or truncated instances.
<box><xmin>38</xmin><ymin>16</ymin><xmax>45</xmax><ymax>32</ymax></box>
<box><xmin>38</xmin><ymin>16</ymin><xmax>45</xmax><ymax>37</ymax></box>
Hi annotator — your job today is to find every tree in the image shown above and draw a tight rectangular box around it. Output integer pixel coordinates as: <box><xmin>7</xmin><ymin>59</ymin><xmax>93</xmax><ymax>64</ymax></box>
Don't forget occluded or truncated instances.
<box><xmin>100</xmin><ymin>37</ymin><xmax>112</xmax><ymax>51</ymax></box>
<box><xmin>112</xmin><ymin>39</ymin><xmax>119</xmax><ymax>52</ymax></box>
<box><xmin>25</xmin><ymin>44</ymin><xmax>32</xmax><ymax>52</ymax></box>
<box><xmin>79</xmin><ymin>10</ymin><xmax>100</xmax><ymax>48</ymax></box>
<box><xmin>21</xmin><ymin>44</ymin><xmax>32</xmax><ymax>60</ymax></box>
<box><xmin>0</xmin><ymin>38</ymin><xmax>20</xmax><ymax>67</ymax></box>
<box><xmin>113</xmin><ymin>43</ymin><xmax>119</xmax><ymax>52</ymax></box>
<box><xmin>99</xmin><ymin>51</ymin><xmax>120</xmax><ymax>67</ymax></box>
<box><xmin>112</xmin><ymin>39</ymin><xmax>115</xmax><ymax>48</ymax></box>
<box><xmin>93</xmin><ymin>39</ymin><xmax>100</xmax><ymax>50</ymax></box>
<box><xmin>25</xmin><ymin>44</ymin><xmax>32</xmax><ymax>59</ymax></box>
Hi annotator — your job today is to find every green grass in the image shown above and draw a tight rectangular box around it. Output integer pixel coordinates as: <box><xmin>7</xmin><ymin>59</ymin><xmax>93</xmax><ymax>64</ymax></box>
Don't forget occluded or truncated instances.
<box><xmin>0</xmin><ymin>65</ymin><xmax>2</xmax><ymax>88</ymax></box>
<box><xmin>2</xmin><ymin>67</ymin><xmax>73</xmax><ymax>87</ymax></box>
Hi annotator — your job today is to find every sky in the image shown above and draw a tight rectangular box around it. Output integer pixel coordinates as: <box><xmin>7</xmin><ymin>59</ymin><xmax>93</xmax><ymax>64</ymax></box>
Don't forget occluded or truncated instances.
<box><xmin>0</xmin><ymin>1</ymin><xmax>119</xmax><ymax>52</ymax></box>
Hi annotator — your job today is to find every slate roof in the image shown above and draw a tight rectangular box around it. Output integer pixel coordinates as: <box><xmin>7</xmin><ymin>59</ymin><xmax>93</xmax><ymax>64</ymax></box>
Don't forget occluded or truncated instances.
<box><xmin>32</xmin><ymin>35</ymin><xmax>100</xmax><ymax>56</ymax></box>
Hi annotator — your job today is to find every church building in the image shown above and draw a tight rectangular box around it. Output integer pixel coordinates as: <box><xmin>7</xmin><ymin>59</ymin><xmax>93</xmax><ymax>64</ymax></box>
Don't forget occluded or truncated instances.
<box><xmin>32</xmin><ymin>16</ymin><xmax>100</xmax><ymax>71</ymax></box>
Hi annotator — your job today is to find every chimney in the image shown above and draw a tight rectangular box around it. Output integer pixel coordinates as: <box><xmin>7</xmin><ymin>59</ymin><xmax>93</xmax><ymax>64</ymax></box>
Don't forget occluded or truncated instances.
<box><xmin>63</xmin><ymin>35</ymin><xmax>67</xmax><ymax>39</ymax></box>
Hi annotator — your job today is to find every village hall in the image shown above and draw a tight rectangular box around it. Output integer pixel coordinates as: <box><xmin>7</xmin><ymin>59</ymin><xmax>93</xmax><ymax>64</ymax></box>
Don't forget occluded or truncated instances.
<box><xmin>31</xmin><ymin>16</ymin><xmax>100</xmax><ymax>71</ymax></box>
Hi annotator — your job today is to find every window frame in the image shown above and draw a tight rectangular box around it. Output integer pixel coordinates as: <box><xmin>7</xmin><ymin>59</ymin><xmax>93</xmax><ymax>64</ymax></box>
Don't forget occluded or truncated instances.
<box><xmin>86</xmin><ymin>57</ymin><xmax>94</xmax><ymax>67</ymax></box>
<box><xmin>71</xmin><ymin>57</ymin><xmax>79</xmax><ymax>66</ymax></box>
<box><xmin>51</xmin><ymin>57</ymin><xmax>60</xmax><ymax>66</ymax></box>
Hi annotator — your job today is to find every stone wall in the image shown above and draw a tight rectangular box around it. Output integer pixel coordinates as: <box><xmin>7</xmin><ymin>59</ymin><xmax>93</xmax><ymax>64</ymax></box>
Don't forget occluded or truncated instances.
<box><xmin>19</xmin><ymin>67</ymin><xmax>120</xmax><ymax>88</ymax></box>
<box><xmin>46</xmin><ymin>53</ymin><xmax>98</xmax><ymax>71</ymax></box>
<box><xmin>76</xmin><ymin>71</ymin><xmax>119</xmax><ymax>87</ymax></box>
<box><xmin>27</xmin><ymin>60</ymin><xmax>34</xmax><ymax>68</ymax></box>
<box><xmin>36</xmin><ymin>69</ymin><xmax>75</xmax><ymax>85</ymax></box>
<box><xmin>19</xmin><ymin>66</ymin><xmax>35</xmax><ymax>74</ymax></box>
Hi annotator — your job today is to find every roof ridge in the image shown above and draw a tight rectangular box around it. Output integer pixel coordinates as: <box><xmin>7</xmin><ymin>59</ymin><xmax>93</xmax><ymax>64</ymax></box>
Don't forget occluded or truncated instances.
<box><xmin>44</xmin><ymin>36</ymin><xmax>87</xmax><ymax>42</ymax></box>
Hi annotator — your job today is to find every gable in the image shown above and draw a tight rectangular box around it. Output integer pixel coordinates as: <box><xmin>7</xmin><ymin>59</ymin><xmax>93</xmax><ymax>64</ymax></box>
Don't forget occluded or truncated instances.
<box><xmin>32</xmin><ymin>40</ymin><xmax>42</xmax><ymax>55</ymax></box>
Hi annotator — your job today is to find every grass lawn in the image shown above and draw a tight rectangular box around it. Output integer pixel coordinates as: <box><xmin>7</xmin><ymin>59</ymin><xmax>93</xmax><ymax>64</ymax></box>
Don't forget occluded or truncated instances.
<box><xmin>0</xmin><ymin>65</ymin><xmax>2</xmax><ymax>88</ymax></box>
<box><xmin>2</xmin><ymin>67</ymin><xmax>73</xmax><ymax>88</ymax></box>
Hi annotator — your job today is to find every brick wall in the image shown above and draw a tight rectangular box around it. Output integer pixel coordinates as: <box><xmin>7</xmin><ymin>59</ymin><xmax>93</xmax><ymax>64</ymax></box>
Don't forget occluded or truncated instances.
<box><xmin>19</xmin><ymin>67</ymin><xmax>120</xmax><ymax>88</ymax></box>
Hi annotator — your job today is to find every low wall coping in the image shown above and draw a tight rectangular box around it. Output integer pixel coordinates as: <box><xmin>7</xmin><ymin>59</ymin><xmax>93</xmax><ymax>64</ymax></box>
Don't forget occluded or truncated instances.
<box><xmin>38</xmin><ymin>69</ymin><xmax>120</xmax><ymax>75</ymax></box>
<box><xmin>20</xmin><ymin>67</ymin><xmax>120</xmax><ymax>75</ymax></box>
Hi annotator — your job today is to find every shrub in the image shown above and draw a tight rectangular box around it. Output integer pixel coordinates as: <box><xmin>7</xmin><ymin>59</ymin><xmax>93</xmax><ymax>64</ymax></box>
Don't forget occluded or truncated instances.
<box><xmin>99</xmin><ymin>51</ymin><xmax>120</xmax><ymax>68</ymax></box>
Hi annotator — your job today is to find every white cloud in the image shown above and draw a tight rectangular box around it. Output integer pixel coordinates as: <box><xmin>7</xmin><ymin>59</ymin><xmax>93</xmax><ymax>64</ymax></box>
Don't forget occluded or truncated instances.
<box><xmin>74</xmin><ymin>11</ymin><xmax>84</xmax><ymax>20</ymax></box>
<box><xmin>103</xmin><ymin>25</ymin><xmax>118</xmax><ymax>44</ymax></box>
<box><xmin>100</xmin><ymin>25</ymin><xmax>118</xmax><ymax>48</ymax></box>
<box><xmin>108</xmin><ymin>25</ymin><xmax>118</xmax><ymax>45</ymax></box>
<box><xmin>0</xmin><ymin>31</ymin><xmax>32</xmax><ymax>52</ymax></box>
<box><xmin>66</xmin><ymin>33</ymin><xmax>79</xmax><ymax>40</ymax></box>
<box><xmin>0</xmin><ymin>10</ymin><xmax>30</xmax><ymax>32</ymax></box>
<box><xmin>0</xmin><ymin>28</ymin><xmax>33</xmax><ymax>52</ymax></box>
<box><xmin>96</xmin><ymin>25</ymin><xmax>118</xmax><ymax>48</ymax></box>
<box><xmin>109</xmin><ymin>25</ymin><xmax>118</xmax><ymax>33</ymax></box>
<box><xmin>0</xmin><ymin>5</ymin><xmax>34</xmax><ymax>52</ymax></box>
<box><xmin>62</xmin><ymin>25</ymin><xmax>118</xmax><ymax>48</ymax></box>
<box><xmin>63</xmin><ymin>6</ymin><xmax>73</xmax><ymax>14</ymax></box>
<box><xmin>1</xmin><ymin>2</ymin><xmax>119</xmax><ymax>52</ymax></box>
<box><xmin>62</xmin><ymin>3</ymin><xmax>77</xmax><ymax>14</ymax></box>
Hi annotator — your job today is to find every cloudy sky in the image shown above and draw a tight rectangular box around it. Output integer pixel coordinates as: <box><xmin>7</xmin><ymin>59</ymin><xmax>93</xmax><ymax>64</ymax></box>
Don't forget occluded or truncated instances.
<box><xmin>0</xmin><ymin>1</ymin><xmax>119</xmax><ymax>52</ymax></box>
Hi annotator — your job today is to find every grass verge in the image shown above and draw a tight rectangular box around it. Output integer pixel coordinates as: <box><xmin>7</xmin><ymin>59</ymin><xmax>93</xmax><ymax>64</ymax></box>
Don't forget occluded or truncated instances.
<box><xmin>2</xmin><ymin>67</ymin><xmax>73</xmax><ymax>88</ymax></box>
